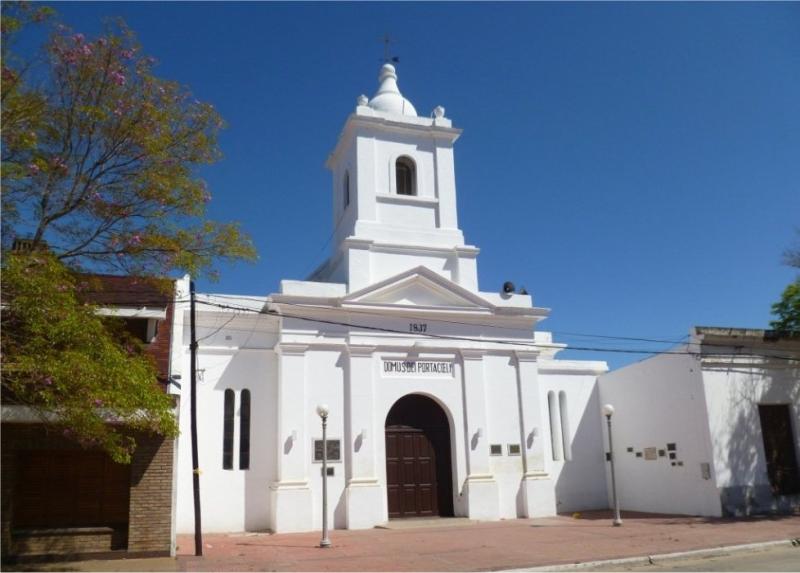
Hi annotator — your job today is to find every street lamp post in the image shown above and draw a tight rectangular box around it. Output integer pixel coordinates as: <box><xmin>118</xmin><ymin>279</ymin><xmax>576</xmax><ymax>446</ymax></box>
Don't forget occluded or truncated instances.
<box><xmin>316</xmin><ymin>404</ymin><xmax>332</xmax><ymax>548</ymax></box>
<box><xmin>602</xmin><ymin>403</ymin><xmax>623</xmax><ymax>526</ymax></box>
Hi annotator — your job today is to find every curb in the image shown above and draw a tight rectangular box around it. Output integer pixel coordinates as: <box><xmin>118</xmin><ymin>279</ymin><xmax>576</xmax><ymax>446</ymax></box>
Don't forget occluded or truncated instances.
<box><xmin>504</xmin><ymin>538</ymin><xmax>798</xmax><ymax>571</ymax></box>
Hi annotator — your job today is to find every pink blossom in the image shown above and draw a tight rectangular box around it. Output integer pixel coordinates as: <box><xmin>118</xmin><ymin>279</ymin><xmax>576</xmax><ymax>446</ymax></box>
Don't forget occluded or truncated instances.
<box><xmin>97</xmin><ymin>38</ymin><xmax>108</xmax><ymax>47</ymax></box>
<box><xmin>94</xmin><ymin>399</ymin><xmax>104</xmax><ymax>407</ymax></box>
<box><xmin>110</xmin><ymin>70</ymin><xmax>126</xmax><ymax>86</ymax></box>
<box><xmin>120</xmin><ymin>49</ymin><xmax>134</xmax><ymax>59</ymax></box>
<box><xmin>27</xmin><ymin>163</ymin><xmax>40</xmax><ymax>175</ymax></box>
<box><xmin>50</xmin><ymin>157</ymin><xmax>68</xmax><ymax>173</ymax></box>
<box><xmin>130</xmin><ymin>234</ymin><xmax>142</xmax><ymax>245</ymax></box>
<box><xmin>43</xmin><ymin>376</ymin><xmax>53</xmax><ymax>386</ymax></box>
<box><xmin>56</xmin><ymin>284</ymin><xmax>68</xmax><ymax>292</ymax></box>
<box><xmin>72</xmin><ymin>33</ymin><xmax>85</xmax><ymax>44</ymax></box>
<box><xmin>81</xmin><ymin>44</ymin><xmax>92</xmax><ymax>57</ymax></box>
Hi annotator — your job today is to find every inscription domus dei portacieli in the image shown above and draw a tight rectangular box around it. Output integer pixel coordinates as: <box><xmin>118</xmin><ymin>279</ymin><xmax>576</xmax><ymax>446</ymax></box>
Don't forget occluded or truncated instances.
<box><xmin>382</xmin><ymin>360</ymin><xmax>455</xmax><ymax>377</ymax></box>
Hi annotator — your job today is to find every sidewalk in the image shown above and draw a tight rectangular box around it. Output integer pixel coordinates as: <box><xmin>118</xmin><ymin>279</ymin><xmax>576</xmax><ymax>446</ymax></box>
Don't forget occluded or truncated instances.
<box><xmin>174</xmin><ymin>511</ymin><xmax>800</xmax><ymax>571</ymax></box>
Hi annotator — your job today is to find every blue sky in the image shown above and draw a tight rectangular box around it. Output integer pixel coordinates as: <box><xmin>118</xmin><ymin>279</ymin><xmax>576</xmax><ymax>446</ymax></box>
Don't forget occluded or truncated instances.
<box><xmin>38</xmin><ymin>2</ymin><xmax>800</xmax><ymax>368</ymax></box>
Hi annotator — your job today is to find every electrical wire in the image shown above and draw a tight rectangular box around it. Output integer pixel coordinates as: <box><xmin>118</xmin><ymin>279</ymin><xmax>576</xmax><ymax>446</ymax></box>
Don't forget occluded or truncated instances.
<box><xmin>189</xmin><ymin>298</ymin><xmax>800</xmax><ymax>363</ymax></box>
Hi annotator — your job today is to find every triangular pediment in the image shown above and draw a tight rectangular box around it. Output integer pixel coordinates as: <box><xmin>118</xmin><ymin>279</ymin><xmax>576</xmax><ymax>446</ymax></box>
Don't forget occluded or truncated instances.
<box><xmin>343</xmin><ymin>267</ymin><xmax>493</xmax><ymax>310</ymax></box>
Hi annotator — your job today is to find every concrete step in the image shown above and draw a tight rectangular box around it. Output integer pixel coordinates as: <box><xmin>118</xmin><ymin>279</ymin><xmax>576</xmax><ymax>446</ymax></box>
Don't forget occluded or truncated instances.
<box><xmin>376</xmin><ymin>517</ymin><xmax>478</xmax><ymax>530</ymax></box>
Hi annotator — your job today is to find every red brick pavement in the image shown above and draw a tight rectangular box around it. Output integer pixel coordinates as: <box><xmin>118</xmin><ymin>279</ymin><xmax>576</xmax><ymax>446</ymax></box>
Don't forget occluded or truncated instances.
<box><xmin>176</xmin><ymin>511</ymin><xmax>800</xmax><ymax>571</ymax></box>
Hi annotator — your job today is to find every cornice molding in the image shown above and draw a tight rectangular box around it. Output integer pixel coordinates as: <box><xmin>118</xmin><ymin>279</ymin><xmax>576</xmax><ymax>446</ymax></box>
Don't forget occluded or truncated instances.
<box><xmin>274</xmin><ymin>343</ymin><xmax>309</xmax><ymax>356</ymax></box>
<box><xmin>460</xmin><ymin>348</ymin><xmax>487</xmax><ymax>361</ymax></box>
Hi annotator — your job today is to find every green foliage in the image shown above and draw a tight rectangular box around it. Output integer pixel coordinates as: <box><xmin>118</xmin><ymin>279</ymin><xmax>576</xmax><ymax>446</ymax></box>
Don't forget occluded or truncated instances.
<box><xmin>770</xmin><ymin>231</ymin><xmax>800</xmax><ymax>332</ymax></box>
<box><xmin>1</xmin><ymin>5</ymin><xmax>253</xmax><ymax>461</ymax></box>
<box><xmin>770</xmin><ymin>279</ymin><xmax>800</xmax><ymax>333</ymax></box>
<box><xmin>1</xmin><ymin>252</ymin><xmax>178</xmax><ymax>463</ymax></box>
<box><xmin>1</xmin><ymin>4</ymin><xmax>256</xmax><ymax>277</ymax></box>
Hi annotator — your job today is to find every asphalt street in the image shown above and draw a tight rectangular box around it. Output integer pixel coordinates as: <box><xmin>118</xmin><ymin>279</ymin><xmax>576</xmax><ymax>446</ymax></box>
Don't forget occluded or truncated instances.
<box><xmin>586</xmin><ymin>544</ymin><xmax>800</xmax><ymax>572</ymax></box>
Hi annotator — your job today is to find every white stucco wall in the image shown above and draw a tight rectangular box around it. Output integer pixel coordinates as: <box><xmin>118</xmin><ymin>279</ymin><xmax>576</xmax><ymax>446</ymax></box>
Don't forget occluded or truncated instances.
<box><xmin>701</xmin><ymin>353</ymin><xmax>800</xmax><ymax>514</ymax></box>
<box><xmin>539</xmin><ymin>368</ymin><xmax>609</xmax><ymax>513</ymax></box>
<box><xmin>598</xmin><ymin>351</ymin><xmax>723</xmax><ymax>517</ymax></box>
<box><xmin>175</xmin><ymin>308</ymin><xmax>279</xmax><ymax>534</ymax></box>
<box><xmin>483</xmin><ymin>353</ymin><xmax>526</xmax><ymax>518</ymax></box>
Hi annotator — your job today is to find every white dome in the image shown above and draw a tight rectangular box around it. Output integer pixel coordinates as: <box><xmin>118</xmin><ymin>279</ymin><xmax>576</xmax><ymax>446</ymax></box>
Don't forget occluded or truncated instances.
<box><xmin>368</xmin><ymin>64</ymin><xmax>417</xmax><ymax>117</ymax></box>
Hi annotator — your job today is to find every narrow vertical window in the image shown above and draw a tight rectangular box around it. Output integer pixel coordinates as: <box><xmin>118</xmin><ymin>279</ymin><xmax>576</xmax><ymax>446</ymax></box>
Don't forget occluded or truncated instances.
<box><xmin>343</xmin><ymin>171</ymin><xmax>350</xmax><ymax>208</ymax></box>
<box><xmin>547</xmin><ymin>391</ymin><xmax>563</xmax><ymax>461</ymax></box>
<box><xmin>223</xmin><ymin>389</ymin><xmax>234</xmax><ymax>470</ymax></box>
<box><xmin>559</xmin><ymin>391</ymin><xmax>572</xmax><ymax>461</ymax></box>
<box><xmin>239</xmin><ymin>389</ymin><xmax>251</xmax><ymax>470</ymax></box>
<box><xmin>395</xmin><ymin>157</ymin><xmax>416</xmax><ymax>196</ymax></box>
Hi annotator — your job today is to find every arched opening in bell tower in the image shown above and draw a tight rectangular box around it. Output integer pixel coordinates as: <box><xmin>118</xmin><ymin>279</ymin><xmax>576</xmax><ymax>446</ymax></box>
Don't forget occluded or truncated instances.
<box><xmin>395</xmin><ymin>156</ymin><xmax>416</xmax><ymax>196</ymax></box>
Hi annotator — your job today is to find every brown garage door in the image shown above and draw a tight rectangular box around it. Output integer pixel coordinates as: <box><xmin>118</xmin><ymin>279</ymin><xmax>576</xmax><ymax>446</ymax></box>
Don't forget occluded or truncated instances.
<box><xmin>13</xmin><ymin>450</ymin><xmax>131</xmax><ymax>529</ymax></box>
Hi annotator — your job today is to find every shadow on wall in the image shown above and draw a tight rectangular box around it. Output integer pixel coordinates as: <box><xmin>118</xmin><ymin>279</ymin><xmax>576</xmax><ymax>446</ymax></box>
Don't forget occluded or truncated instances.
<box><xmin>714</xmin><ymin>356</ymin><xmax>800</xmax><ymax>516</ymax></box>
<box><xmin>554</xmin><ymin>384</ymin><xmax>608</xmax><ymax>513</ymax></box>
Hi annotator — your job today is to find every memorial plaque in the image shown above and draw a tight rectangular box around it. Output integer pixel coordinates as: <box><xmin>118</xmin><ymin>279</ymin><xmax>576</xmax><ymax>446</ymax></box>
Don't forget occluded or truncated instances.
<box><xmin>644</xmin><ymin>447</ymin><xmax>657</xmax><ymax>460</ymax></box>
<box><xmin>313</xmin><ymin>439</ymin><xmax>341</xmax><ymax>462</ymax></box>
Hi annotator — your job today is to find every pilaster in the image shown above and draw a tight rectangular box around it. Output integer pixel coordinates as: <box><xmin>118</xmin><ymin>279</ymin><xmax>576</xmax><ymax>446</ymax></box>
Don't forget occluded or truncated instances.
<box><xmin>515</xmin><ymin>350</ymin><xmax>556</xmax><ymax>518</ymax></box>
<box><xmin>460</xmin><ymin>349</ymin><xmax>499</xmax><ymax>520</ymax></box>
<box><xmin>270</xmin><ymin>343</ymin><xmax>313</xmax><ymax>532</ymax></box>
<box><xmin>344</xmin><ymin>345</ymin><xmax>383</xmax><ymax>529</ymax></box>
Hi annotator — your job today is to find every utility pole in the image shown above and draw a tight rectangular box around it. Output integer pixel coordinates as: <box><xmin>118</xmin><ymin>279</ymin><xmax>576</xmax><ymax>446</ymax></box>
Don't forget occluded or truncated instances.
<box><xmin>189</xmin><ymin>280</ymin><xmax>203</xmax><ymax>555</ymax></box>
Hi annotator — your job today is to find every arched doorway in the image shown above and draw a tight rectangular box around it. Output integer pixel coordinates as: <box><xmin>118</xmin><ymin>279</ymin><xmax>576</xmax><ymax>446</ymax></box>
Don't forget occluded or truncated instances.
<box><xmin>385</xmin><ymin>394</ymin><xmax>454</xmax><ymax>518</ymax></box>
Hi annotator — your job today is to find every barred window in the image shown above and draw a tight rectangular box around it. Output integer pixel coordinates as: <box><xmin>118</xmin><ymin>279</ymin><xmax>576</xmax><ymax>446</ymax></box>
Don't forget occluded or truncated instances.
<box><xmin>223</xmin><ymin>389</ymin><xmax>235</xmax><ymax>470</ymax></box>
<box><xmin>239</xmin><ymin>389</ymin><xmax>251</xmax><ymax>470</ymax></box>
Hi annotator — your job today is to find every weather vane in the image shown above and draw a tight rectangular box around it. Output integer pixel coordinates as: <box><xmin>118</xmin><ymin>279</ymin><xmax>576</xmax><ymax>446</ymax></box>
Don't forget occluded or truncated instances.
<box><xmin>380</xmin><ymin>33</ymin><xmax>400</xmax><ymax>64</ymax></box>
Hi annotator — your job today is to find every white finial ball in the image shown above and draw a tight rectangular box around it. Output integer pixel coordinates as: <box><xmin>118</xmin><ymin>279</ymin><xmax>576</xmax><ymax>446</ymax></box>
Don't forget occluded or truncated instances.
<box><xmin>433</xmin><ymin>105</ymin><xmax>445</xmax><ymax>118</ymax></box>
<box><xmin>357</xmin><ymin>94</ymin><xmax>368</xmax><ymax>106</ymax></box>
<box><xmin>602</xmin><ymin>404</ymin><xmax>615</xmax><ymax>417</ymax></box>
<box><xmin>316</xmin><ymin>404</ymin><xmax>330</xmax><ymax>418</ymax></box>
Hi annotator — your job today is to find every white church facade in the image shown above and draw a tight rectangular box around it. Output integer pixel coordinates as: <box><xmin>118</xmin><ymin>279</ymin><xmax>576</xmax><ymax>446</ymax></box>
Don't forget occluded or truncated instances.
<box><xmin>170</xmin><ymin>64</ymin><xmax>611</xmax><ymax>534</ymax></box>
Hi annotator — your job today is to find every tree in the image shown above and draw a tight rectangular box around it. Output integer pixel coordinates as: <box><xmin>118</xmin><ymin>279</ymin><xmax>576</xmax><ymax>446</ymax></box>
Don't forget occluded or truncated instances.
<box><xmin>1</xmin><ymin>4</ymin><xmax>255</xmax><ymax>461</ymax></box>
<box><xmin>770</xmin><ymin>232</ymin><xmax>800</xmax><ymax>332</ymax></box>
<box><xmin>1</xmin><ymin>252</ymin><xmax>178</xmax><ymax>463</ymax></box>
<box><xmin>2</xmin><ymin>3</ymin><xmax>255</xmax><ymax>277</ymax></box>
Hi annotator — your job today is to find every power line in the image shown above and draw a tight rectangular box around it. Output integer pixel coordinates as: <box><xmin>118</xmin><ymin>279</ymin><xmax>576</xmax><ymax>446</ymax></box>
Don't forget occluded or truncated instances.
<box><xmin>201</xmin><ymin>293</ymin><xmax>689</xmax><ymax>346</ymax></box>
<box><xmin>191</xmin><ymin>298</ymin><xmax>800</xmax><ymax>363</ymax></box>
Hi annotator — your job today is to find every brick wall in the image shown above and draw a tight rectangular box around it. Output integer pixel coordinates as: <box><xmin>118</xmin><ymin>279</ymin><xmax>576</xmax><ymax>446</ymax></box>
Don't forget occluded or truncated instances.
<box><xmin>127</xmin><ymin>432</ymin><xmax>174</xmax><ymax>553</ymax></box>
<box><xmin>1</xmin><ymin>425</ymin><xmax>174</xmax><ymax>560</ymax></box>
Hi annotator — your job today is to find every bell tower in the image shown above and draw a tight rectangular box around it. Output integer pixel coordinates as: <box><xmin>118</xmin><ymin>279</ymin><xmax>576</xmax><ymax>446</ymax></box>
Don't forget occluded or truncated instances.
<box><xmin>314</xmin><ymin>64</ymin><xmax>480</xmax><ymax>293</ymax></box>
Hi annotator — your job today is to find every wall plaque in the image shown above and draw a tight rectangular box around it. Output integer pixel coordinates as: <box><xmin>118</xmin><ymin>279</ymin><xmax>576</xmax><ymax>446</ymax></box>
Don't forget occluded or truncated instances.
<box><xmin>382</xmin><ymin>360</ymin><xmax>454</xmax><ymax>377</ymax></box>
<box><xmin>313</xmin><ymin>439</ymin><xmax>341</xmax><ymax>462</ymax></box>
<box><xmin>644</xmin><ymin>447</ymin><xmax>658</xmax><ymax>460</ymax></box>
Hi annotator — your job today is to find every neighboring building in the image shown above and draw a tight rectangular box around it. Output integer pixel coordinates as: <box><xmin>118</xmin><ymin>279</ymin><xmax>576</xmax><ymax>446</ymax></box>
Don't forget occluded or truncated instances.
<box><xmin>1</xmin><ymin>275</ymin><xmax>180</xmax><ymax>562</ymax></box>
<box><xmin>173</xmin><ymin>64</ymin><xmax>609</xmax><ymax>534</ymax></box>
<box><xmin>599</xmin><ymin>326</ymin><xmax>800</xmax><ymax>517</ymax></box>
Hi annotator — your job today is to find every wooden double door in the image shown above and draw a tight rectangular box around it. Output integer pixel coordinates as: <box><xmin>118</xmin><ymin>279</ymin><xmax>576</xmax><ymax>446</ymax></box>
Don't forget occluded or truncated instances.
<box><xmin>385</xmin><ymin>395</ymin><xmax>454</xmax><ymax>518</ymax></box>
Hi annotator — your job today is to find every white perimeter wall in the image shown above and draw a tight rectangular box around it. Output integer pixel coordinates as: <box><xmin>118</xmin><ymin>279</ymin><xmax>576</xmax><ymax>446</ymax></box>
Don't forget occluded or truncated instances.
<box><xmin>599</xmin><ymin>352</ymin><xmax>723</xmax><ymax>517</ymax></box>
<box><xmin>176</xmin><ymin>345</ymin><xmax>278</xmax><ymax>534</ymax></box>
<box><xmin>539</xmin><ymin>370</ymin><xmax>609</xmax><ymax>513</ymax></box>
<box><xmin>701</xmin><ymin>357</ymin><xmax>800</xmax><ymax>494</ymax></box>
